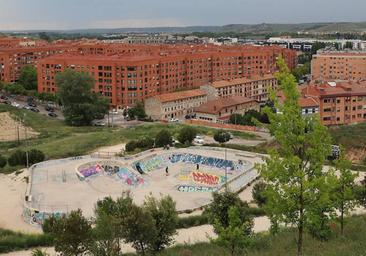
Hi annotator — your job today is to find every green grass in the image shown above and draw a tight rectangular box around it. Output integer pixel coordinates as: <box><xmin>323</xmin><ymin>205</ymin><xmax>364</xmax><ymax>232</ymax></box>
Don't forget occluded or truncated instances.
<box><xmin>0</xmin><ymin>105</ymin><xmax>257</xmax><ymax>173</ymax></box>
<box><xmin>126</xmin><ymin>215</ymin><xmax>366</xmax><ymax>256</ymax></box>
<box><xmin>329</xmin><ymin>123</ymin><xmax>366</xmax><ymax>150</ymax></box>
<box><xmin>0</xmin><ymin>229</ymin><xmax>52</xmax><ymax>254</ymax></box>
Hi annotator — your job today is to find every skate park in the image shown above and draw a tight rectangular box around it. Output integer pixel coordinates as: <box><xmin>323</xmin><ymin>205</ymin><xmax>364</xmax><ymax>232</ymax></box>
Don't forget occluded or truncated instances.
<box><xmin>22</xmin><ymin>146</ymin><xmax>263</xmax><ymax>226</ymax></box>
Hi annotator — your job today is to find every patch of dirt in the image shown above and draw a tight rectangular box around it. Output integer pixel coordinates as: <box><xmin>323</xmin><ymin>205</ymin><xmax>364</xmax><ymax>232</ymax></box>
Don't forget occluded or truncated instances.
<box><xmin>346</xmin><ymin>147</ymin><xmax>366</xmax><ymax>164</ymax></box>
<box><xmin>0</xmin><ymin>112</ymin><xmax>38</xmax><ymax>141</ymax></box>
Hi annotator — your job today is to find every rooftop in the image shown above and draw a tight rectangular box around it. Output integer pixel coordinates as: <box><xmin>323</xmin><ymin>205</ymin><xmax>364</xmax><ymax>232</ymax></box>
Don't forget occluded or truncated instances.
<box><xmin>195</xmin><ymin>96</ymin><xmax>256</xmax><ymax>115</ymax></box>
<box><xmin>152</xmin><ymin>89</ymin><xmax>207</xmax><ymax>103</ymax></box>
<box><xmin>210</xmin><ymin>74</ymin><xmax>276</xmax><ymax>88</ymax></box>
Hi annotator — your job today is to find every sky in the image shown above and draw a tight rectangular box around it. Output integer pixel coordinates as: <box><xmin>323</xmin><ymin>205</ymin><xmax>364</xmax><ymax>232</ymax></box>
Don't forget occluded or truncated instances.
<box><xmin>0</xmin><ymin>0</ymin><xmax>365</xmax><ymax>30</ymax></box>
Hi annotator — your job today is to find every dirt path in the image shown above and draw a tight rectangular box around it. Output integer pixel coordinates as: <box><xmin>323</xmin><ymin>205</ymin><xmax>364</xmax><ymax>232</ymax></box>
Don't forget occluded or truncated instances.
<box><xmin>0</xmin><ymin>112</ymin><xmax>38</xmax><ymax>142</ymax></box>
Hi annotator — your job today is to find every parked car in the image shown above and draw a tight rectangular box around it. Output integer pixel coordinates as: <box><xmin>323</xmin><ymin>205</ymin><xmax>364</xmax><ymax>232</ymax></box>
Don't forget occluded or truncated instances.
<box><xmin>30</xmin><ymin>107</ymin><xmax>40</xmax><ymax>113</ymax></box>
<box><xmin>23</xmin><ymin>105</ymin><xmax>32</xmax><ymax>110</ymax></box>
<box><xmin>4</xmin><ymin>100</ymin><xmax>11</xmax><ymax>105</ymax></box>
<box><xmin>194</xmin><ymin>138</ymin><xmax>205</xmax><ymax>144</ymax></box>
<box><xmin>45</xmin><ymin>105</ymin><xmax>54</xmax><ymax>112</ymax></box>
<box><xmin>92</xmin><ymin>120</ymin><xmax>106</xmax><ymax>126</ymax></box>
<box><xmin>28</xmin><ymin>102</ymin><xmax>37</xmax><ymax>108</ymax></box>
<box><xmin>11</xmin><ymin>102</ymin><xmax>20</xmax><ymax>108</ymax></box>
<box><xmin>0</xmin><ymin>95</ymin><xmax>9</xmax><ymax>100</ymax></box>
<box><xmin>169</xmin><ymin>118</ymin><xmax>179</xmax><ymax>123</ymax></box>
<box><xmin>48</xmin><ymin>112</ymin><xmax>58</xmax><ymax>117</ymax></box>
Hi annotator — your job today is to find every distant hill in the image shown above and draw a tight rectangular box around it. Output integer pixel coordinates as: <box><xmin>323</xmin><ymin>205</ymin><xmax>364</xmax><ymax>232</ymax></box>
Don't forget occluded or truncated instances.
<box><xmin>3</xmin><ymin>22</ymin><xmax>366</xmax><ymax>35</ymax></box>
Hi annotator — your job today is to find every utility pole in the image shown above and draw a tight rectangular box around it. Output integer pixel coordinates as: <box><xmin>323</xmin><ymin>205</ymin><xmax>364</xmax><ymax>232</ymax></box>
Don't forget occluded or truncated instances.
<box><xmin>23</xmin><ymin>114</ymin><xmax>29</xmax><ymax>170</ymax></box>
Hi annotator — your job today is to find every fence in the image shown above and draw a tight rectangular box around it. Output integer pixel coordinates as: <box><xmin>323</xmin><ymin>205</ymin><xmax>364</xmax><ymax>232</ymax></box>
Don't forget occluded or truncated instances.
<box><xmin>186</xmin><ymin>119</ymin><xmax>259</xmax><ymax>132</ymax></box>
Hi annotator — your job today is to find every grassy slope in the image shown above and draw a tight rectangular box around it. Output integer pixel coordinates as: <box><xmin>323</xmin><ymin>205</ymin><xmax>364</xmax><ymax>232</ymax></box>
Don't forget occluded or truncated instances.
<box><xmin>329</xmin><ymin>123</ymin><xmax>366</xmax><ymax>150</ymax></box>
<box><xmin>0</xmin><ymin>105</ymin><xmax>257</xmax><ymax>172</ymax></box>
<box><xmin>130</xmin><ymin>215</ymin><xmax>366</xmax><ymax>256</ymax></box>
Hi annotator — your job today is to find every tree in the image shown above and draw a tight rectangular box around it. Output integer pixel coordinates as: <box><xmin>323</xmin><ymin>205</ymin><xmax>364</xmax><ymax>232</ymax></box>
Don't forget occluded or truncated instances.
<box><xmin>214</xmin><ymin>130</ymin><xmax>231</xmax><ymax>144</ymax></box>
<box><xmin>4</xmin><ymin>83</ymin><xmax>26</xmax><ymax>95</ymax></box>
<box><xmin>213</xmin><ymin>206</ymin><xmax>252</xmax><ymax>256</ymax></box>
<box><xmin>0</xmin><ymin>155</ymin><xmax>7</xmax><ymax>168</ymax></box>
<box><xmin>354</xmin><ymin>176</ymin><xmax>366</xmax><ymax>208</ymax></box>
<box><xmin>47</xmin><ymin>209</ymin><xmax>93</xmax><ymax>256</ymax></box>
<box><xmin>128</xmin><ymin>102</ymin><xmax>147</xmax><ymax>120</ymax></box>
<box><xmin>252</xmin><ymin>181</ymin><xmax>267</xmax><ymax>207</ymax></box>
<box><xmin>122</xmin><ymin>204</ymin><xmax>157</xmax><ymax>255</ymax></box>
<box><xmin>331</xmin><ymin>154</ymin><xmax>358</xmax><ymax>235</ymax></box>
<box><xmin>177</xmin><ymin>126</ymin><xmax>197</xmax><ymax>145</ymax></box>
<box><xmin>207</xmin><ymin>191</ymin><xmax>253</xmax><ymax>234</ymax></box>
<box><xmin>19</xmin><ymin>65</ymin><xmax>37</xmax><ymax>90</ymax></box>
<box><xmin>344</xmin><ymin>41</ymin><xmax>353</xmax><ymax>49</ymax></box>
<box><xmin>56</xmin><ymin>69</ymin><xmax>109</xmax><ymax>126</ymax></box>
<box><xmin>155</xmin><ymin>130</ymin><xmax>173</xmax><ymax>147</ymax></box>
<box><xmin>28</xmin><ymin>149</ymin><xmax>45</xmax><ymax>165</ymax></box>
<box><xmin>143</xmin><ymin>195</ymin><xmax>178</xmax><ymax>252</ymax></box>
<box><xmin>291</xmin><ymin>62</ymin><xmax>310</xmax><ymax>82</ymax></box>
<box><xmin>91</xmin><ymin>197</ymin><xmax>123</xmax><ymax>256</ymax></box>
<box><xmin>258</xmin><ymin>57</ymin><xmax>334</xmax><ymax>256</ymax></box>
<box><xmin>39</xmin><ymin>32</ymin><xmax>52</xmax><ymax>42</ymax></box>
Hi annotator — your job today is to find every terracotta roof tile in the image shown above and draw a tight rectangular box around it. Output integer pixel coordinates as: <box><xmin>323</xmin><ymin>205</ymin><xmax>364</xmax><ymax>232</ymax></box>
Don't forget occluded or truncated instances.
<box><xmin>195</xmin><ymin>96</ymin><xmax>257</xmax><ymax>115</ymax></box>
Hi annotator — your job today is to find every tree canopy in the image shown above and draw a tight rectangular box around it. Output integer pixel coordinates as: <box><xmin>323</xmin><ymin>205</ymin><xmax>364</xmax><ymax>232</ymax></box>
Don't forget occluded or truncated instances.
<box><xmin>56</xmin><ymin>69</ymin><xmax>109</xmax><ymax>126</ymax></box>
<box><xmin>18</xmin><ymin>65</ymin><xmax>37</xmax><ymax>90</ymax></box>
<box><xmin>258</xmin><ymin>57</ymin><xmax>335</xmax><ymax>256</ymax></box>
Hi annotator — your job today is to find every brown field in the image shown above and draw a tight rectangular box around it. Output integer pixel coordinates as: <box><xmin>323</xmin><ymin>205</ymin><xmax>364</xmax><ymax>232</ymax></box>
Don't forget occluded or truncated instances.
<box><xmin>0</xmin><ymin>112</ymin><xmax>38</xmax><ymax>142</ymax></box>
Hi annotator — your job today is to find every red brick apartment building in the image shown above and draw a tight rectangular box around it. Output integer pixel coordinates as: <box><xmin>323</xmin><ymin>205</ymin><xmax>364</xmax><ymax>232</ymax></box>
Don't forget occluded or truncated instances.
<box><xmin>311</xmin><ymin>50</ymin><xmax>366</xmax><ymax>82</ymax></box>
<box><xmin>37</xmin><ymin>44</ymin><xmax>296</xmax><ymax>108</ymax></box>
<box><xmin>0</xmin><ymin>36</ymin><xmax>78</xmax><ymax>83</ymax></box>
<box><xmin>301</xmin><ymin>81</ymin><xmax>366</xmax><ymax>126</ymax></box>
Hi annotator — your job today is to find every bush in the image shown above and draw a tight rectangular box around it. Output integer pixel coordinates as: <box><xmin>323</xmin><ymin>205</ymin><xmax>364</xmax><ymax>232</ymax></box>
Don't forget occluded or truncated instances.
<box><xmin>0</xmin><ymin>156</ymin><xmax>7</xmax><ymax>168</ymax></box>
<box><xmin>28</xmin><ymin>149</ymin><xmax>45</xmax><ymax>165</ymax></box>
<box><xmin>125</xmin><ymin>140</ymin><xmax>138</xmax><ymax>152</ymax></box>
<box><xmin>213</xmin><ymin>130</ymin><xmax>231</xmax><ymax>144</ymax></box>
<box><xmin>0</xmin><ymin>228</ymin><xmax>53</xmax><ymax>254</ymax></box>
<box><xmin>125</xmin><ymin>137</ymin><xmax>154</xmax><ymax>152</ymax></box>
<box><xmin>252</xmin><ymin>181</ymin><xmax>268</xmax><ymax>207</ymax></box>
<box><xmin>176</xmin><ymin>214</ymin><xmax>209</xmax><ymax>229</ymax></box>
<box><xmin>178</xmin><ymin>127</ymin><xmax>197</xmax><ymax>145</ymax></box>
<box><xmin>8</xmin><ymin>150</ymin><xmax>27</xmax><ymax>166</ymax></box>
<box><xmin>4</xmin><ymin>83</ymin><xmax>26</xmax><ymax>95</ymax></box>
<box><xmin>155</xmin><ymin>130</ymin><xmax>173</xmax><ymax>147</ymax></box>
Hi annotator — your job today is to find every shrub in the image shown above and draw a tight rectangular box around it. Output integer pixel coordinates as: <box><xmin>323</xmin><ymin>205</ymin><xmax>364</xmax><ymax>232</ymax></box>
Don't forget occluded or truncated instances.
<box><xmin>178</xmin><ymin>127</ymin><xmax>197</xmax><ymax>145</ymax></box>
<box><xmin>252</xmin><ymin>181</ymin><xmax>268</xmax><ymax>207</ymax></box>
<box><xmin>213</xmin><ymin>130</ymin><xmax>231</xmax><ymax>144</ymax></box>
<box><xmin>155</xmin><ymin>130</ymin><xmax>173</xmax><ymax>147</ymax></box>
<box><xmin>28</xmin><ymin>149</ymin><xmax>45</xmax><ymax>165</ymax></box>
<box><xmin>125</xmin><ymin>140</ymin><xmax>138</xmax><ymax>152</ymax></box>
<box><xmin>0</xmin><ymin>156</ymin><xmax>7</xmax><ymax>168</ymax></box>
<box><xmin>176</xmin><ymin>214</ymin><xmax>209</xmax><ymax>229</ymax></box>
<box><xmin>8</xmin><ymin>150</ymin><xmax>27</xmax><ymax>166</ymax></box>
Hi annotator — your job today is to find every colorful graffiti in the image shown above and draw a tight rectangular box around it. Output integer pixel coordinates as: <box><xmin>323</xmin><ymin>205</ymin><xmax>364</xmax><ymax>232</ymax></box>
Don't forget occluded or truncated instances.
<box><xmin>177</xmin><ymin>185</ymin><xmax>218</xmax><ymax>193</ymax></box>
<box><xmin>192</xmin><ymin>171</ymin><xmax>221</xmax><ymax>186</ymax></box>
<box><xmin>176</xmin><ymin>170</ymin><xmax>226</xmax><ymax>186</ymax></box>
<box><xmin>79</xmin><ymin>163</ymin><xmax>103</xmax><ymax>178</ymax></box>
<box><xmin>117</xmin><ymin>167</ymin><xmax>146</xmax><ymax>187</ymax></box>
<box><xmin>170</xmin><ymin>153</ymin><xmax>241</xmax><ymax>171</ymax></box>
<box><xmin>133</xmin><ymin>155</ymin><xmax>166</xmax><ymax>173</ymax></box>
<box><xmin>23</xmin><ymin>207</ymin><xmax>65</xmax><ymax>226</ymax></box>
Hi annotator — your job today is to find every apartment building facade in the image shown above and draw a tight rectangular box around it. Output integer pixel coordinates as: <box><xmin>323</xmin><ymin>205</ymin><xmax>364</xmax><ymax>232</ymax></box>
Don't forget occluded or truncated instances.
<box><xmin>302</xmin><ymin>81</ymin><xmax>366</xmax><ymax>126</ymax></box>
<box><xmin>38</xmin><ymin>45</ymin><xmax>295</xmax><ymax>108</ymax></box>
<box><xmin>144</xmin><ymin>89</ymin><xmax>207</xmax><ymax>120</ymax></box>
<box><xmin>195</xmin><ymin>96</ymin><xmax>259</xmax><ymax>123</ymax></box>
<box><xmin>201</xmin><ymin>74</ymin><xmax>277</xmax><ymax>103</ymax></box>
<box><xmin>311</xmin><ymin>51</ymin><xmax>366</xmax><ymax>82</ymax></box>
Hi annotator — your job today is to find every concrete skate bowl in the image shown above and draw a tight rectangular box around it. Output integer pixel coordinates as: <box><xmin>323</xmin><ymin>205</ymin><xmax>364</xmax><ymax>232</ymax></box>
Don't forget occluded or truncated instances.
<box><xmin>132</xmin><ymin>150</ymin><xmax>256</xmax><ymax>196</ymax></box>
<box><xmin>77</xmin><ymin>160</ymin><xmax>148</xmax><ymax>193</ymax></box>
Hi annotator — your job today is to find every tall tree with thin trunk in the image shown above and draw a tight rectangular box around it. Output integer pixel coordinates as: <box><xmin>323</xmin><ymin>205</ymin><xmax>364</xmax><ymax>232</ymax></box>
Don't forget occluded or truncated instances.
<box><xmin>331</xmin><ymin>153</ymin><xmax>357</xmax><ymax>235</ymax></box>
<box><xmin>258</xmin><ymin>57</ymin><xmax>333</xmax><ymax>256</ymax></box>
